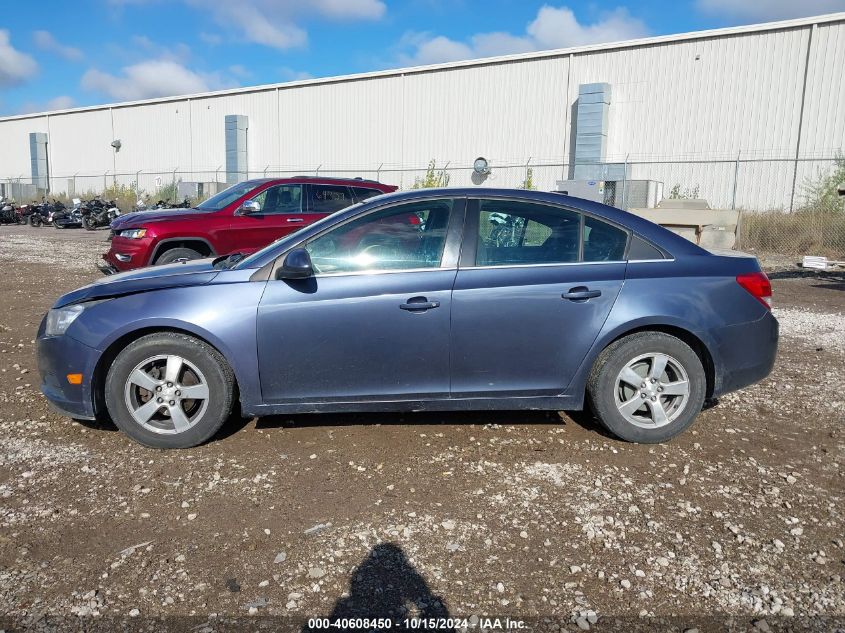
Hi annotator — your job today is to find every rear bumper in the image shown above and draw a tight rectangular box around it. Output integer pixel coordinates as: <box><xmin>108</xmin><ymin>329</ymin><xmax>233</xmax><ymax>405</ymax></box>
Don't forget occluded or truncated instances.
<box><xmin>711</xmin><ymin>310</ymin><xmax>779</xmax><ymax>397</ymax></box>
<box><xmin>36</xmin><ymin>318</ymin><xmax>100</xmax><ymax>420</ymax></box>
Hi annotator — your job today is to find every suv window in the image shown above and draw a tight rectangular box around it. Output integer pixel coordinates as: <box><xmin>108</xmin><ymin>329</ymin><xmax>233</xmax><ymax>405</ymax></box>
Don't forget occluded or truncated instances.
<box><xmin>305</xmin><ymin>199</ymin><xmax>452</xmax><ymax>274</ymax></box>
<box><xmin>476</xmin><ymin>200</ymin><xmax>580</xmax><ymax>266</ymax></box>
<box><xmin>352</xmin><ymin>186</ymin><xmax>383</xmax><ymax>202</ymax></box>
<box><xmin>251</xmin><ymin>184</ymin><xmax>303</xmax><ymax>214</ymax></box>
<box><xmin>311</xmin><ymin>185</ymin><xmax>354</xmax><ymax>213</ymax></box>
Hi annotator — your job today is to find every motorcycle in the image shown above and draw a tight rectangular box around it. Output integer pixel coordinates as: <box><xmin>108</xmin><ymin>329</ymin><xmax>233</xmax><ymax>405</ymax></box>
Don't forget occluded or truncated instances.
<box><xmin>25</xmin><ymin>199</ymin><xmax>63</xmax><ymax>227</ymax></box>
<box><xmin>53</xmin><ymin>199</ymin><xmax>84</xmax><ymax>229</ymax></box>
<box><xmin>81</xmin><ymin>198</ymin><xmax>120</xmax><ymax>230</ymax></box>
<box><xmin>152</xmin><ymin>197</ymin><xmax>191</xmax><ymax>210</ymax></box>
<box><xmin>0</xmin><ymin>199</ymin><xmax>25</xmax><ymax>225</ymax></box>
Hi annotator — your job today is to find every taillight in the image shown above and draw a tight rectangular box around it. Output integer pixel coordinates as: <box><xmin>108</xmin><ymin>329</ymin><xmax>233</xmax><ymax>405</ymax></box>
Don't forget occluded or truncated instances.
<box><xmin>736</xmin><ymin>272</ymin><xmax>772</xmax><ymax>309</ymax></box>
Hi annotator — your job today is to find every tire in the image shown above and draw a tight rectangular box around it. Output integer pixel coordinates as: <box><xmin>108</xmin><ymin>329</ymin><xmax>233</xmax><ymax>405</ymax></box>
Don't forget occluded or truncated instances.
<box><xmin>587</xmin><ymin>332</ymin><xmax>706</xmax><ymax>443</ymax></box>
<box><xmin>28</xmin><ymin>214</ymin><xmax>42</xmax><ymax>227</ymax></box>
<box><xmin>83</xmin><ymin>216</ymin><xmax>97</xmax><ymax>230</ymax></box>
<box><xmin>155</xmin><ymin>247</ymin><xmax>203</xmax><ymax>265</ymax></box>
<box><xmin>104</xmin><ymin>332</ymin><xmax>235</xmax><ymax>448</ymax></box>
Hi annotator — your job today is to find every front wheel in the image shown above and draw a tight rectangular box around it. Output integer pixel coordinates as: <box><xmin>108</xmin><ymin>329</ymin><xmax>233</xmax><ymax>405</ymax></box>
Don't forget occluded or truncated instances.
<box><xmin>28</xmin><ymin>214</ymin><xmax>42</xmax><ymax>227</ymax></box>
<box><xmin>82</xmin><ymin>216</ymin><xmax>98</xmax><ymax>230</ymax></box>
<box><xmin>104</xmin><ymin>333</ymin><xmax>235</xmax><ymax>448</ymax></box>
<box><xmin>154</xmin><ymin>247</ymin><xmax>202</xmax><ymax>265</ymax></box>
<box><xmin>587</xmin><ymin>332</ymin><xmax>706</xmax><ymax>443</ymax></box>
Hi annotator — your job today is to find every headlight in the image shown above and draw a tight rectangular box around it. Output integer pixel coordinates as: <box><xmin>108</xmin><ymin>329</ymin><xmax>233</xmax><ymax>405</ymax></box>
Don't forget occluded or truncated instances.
<box><xmin>118</xmin><ymin>228</ymin><xmax>147</xmax><ymax>239</ymax></box>
<box><xmin>45</xmin><ymin>304</ymin><xmax>86</xmax><ymax>337</ymax></box>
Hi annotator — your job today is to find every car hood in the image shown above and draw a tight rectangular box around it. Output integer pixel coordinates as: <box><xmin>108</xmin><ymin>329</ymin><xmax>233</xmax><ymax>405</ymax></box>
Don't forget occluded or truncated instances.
<box><xmin>111</xmin><ymin>208</ymin><xmax>207</xmax><ymax>229</ymax></box>
<box><xmin>53</xmin><ymin>259</ymin><xmax>219</xmax><ymax>308</ymax></box>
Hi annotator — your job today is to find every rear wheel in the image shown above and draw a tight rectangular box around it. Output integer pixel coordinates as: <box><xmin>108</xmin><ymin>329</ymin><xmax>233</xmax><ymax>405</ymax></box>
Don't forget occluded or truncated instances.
<box><xmin>104</xmin><ymin>333</ymin><xmax>235</xmax><ymax>448</ymax></box>
<box><xmin>587</xmin><ymin>332</ymin><xmax>706</xmax><ymax>443</ymax></box>
<box><xmin>28</xmin><ymin>214</ymin><xmax>42</xmax><ymax>227</ymax></box>
<box><xmin>83</xmin><ymin>216</ymin><xmax>98</xmax><ymax>230</ymax></box>
<box><xmin>155</xmin><ymin>247</ymin><xmax>203</xmax><ymax>265</ymax></box>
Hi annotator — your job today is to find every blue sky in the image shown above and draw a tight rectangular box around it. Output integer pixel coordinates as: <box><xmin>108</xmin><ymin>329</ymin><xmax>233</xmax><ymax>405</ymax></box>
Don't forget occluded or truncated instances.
<box><xmin>1</xmin><ymin>0</ymin><xmax>843</xmax><ymax>115</ymax></box>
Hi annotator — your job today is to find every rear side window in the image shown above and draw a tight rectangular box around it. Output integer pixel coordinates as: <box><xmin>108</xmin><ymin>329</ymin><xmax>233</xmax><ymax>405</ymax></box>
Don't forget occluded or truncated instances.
<box><xmin>311</xmin><ymin>185</ymin><xmax>354</xmax><ymax>213</ymax></box>
<box><xmin>352</xmin><ymin>186</ymin><xmax>383</xmax><ymax>202</ymax></box>
<box><xmin>583</xmin><ymin>216</ymin><xmax>628</xmax><ymax>262</ymax></box>
<box><xmin>476</xmin><ymin>200</ymin><xmax>580</xmax><ymax>266</ymax></box>
<box><xmin>628</xmin><ymin>235</ymin><xmax>666</xmax><ymax>260</ymax></box>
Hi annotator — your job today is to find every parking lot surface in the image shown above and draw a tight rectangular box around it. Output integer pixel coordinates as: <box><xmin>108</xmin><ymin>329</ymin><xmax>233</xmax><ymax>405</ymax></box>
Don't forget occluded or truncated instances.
<box><xmin>0</xmin><ymin>225</ymin><xmax>843</xmax><ymax>631</ymax></box>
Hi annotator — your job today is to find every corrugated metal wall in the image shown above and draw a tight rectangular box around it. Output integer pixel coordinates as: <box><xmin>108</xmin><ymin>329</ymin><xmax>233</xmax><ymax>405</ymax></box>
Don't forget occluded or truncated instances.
<box><xmin>0</xmin><ymin>16</ymin><xmax>842</xmax><ymax>209</ymax></box>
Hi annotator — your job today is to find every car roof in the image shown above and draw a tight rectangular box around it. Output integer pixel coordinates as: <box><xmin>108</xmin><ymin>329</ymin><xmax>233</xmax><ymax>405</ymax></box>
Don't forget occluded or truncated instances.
<box><xmin>243</xmin><ymin>176</ymin><xmax>390</xmax><ymax>187</ymax></box>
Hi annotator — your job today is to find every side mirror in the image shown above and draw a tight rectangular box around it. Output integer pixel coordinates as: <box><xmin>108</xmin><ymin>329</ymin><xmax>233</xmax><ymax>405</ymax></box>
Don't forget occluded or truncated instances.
<box><xmin>238</xmin><ymin>200</ymin><xmax>261</xmax><ymax>215</ymax></box>
<box><xmin>277</xmin><ymin>248</ymin><xmax>313</xmax><ymax>279</ymax></box>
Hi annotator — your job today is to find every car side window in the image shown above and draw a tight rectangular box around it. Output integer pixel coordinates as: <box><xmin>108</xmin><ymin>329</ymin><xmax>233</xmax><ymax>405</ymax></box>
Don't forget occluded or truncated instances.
<box><xmin>351</xmin><ymin>186</ymin><xmax>383</xmax><ymax>202</ymax></box>
<box><xmin>251</xmin><ymin>185</ymin><xmax>302</xmax><ymax>214</ymax></box>
<box><xmin>311</xmin><ymin>185</ymin><xmax>354</xmax><ymax>213</ymax></box>
<box><xmin>476</xmin><ymin>200</ymin><xmax>580</xmax><ymax>266</ymax></box>
<box><xmin>305</xmin><ymin>199</ymin><xmax>453</xmax><ymax>274</ymax></box>
<box><xmin>583</xmin><ymin>216</ymin><xmax>628</xmax><ymax>262</ymax></box>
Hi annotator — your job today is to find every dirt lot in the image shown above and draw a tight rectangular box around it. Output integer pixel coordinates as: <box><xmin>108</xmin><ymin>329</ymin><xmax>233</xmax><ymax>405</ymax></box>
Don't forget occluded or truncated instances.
<box><xmin>0</xmin><ymin>225</ymin><xmax>843</xmax><ymax>632</ymax></box>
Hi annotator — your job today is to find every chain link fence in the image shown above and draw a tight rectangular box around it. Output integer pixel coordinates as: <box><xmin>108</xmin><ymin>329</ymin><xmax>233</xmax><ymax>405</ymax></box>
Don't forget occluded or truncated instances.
<box><xmin>1</xmin><ymin>152</ymin><xmax>843</xmax><ymax>257</ymax></box>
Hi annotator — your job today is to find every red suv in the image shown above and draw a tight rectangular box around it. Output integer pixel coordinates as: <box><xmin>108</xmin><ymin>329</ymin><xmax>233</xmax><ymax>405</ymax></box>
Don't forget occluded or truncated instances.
<box><xmin>101</xmin><ymin>177</ymin><xmax>396</xmax><ymax>273</ymax></box>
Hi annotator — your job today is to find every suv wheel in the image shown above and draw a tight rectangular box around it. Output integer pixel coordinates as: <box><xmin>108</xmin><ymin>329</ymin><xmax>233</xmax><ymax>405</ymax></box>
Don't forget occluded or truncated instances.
<box><xmin>155</xmin><ymin>247</ymin><xmax>203</xmax><ymax>265</ymax></box>
<box><xmin>104</xmin><ymin>333</ymin><xmax>235</xmax><ymax>448</ymax></box>
<box><xmin>587</xmin><ymin>332</ymin><xmax>706</xmax><ymax>443</ymax></box>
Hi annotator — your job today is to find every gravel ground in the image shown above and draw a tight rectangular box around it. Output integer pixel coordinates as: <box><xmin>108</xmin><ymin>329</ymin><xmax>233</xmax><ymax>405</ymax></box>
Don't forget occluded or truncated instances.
<box><xmin>0</xmin><ymin>225</ymin><xmax>843</xmax><ymax>632</ymax></box>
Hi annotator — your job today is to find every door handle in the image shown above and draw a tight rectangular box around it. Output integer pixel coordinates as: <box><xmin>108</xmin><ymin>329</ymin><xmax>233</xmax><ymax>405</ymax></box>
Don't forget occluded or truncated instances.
<box><xmin>400</xmin><ymin>297</ymin><xmax>440</xmax><ymax>311</ymax></box>
<box><xmin>562</xmin><ymin>287</ymin><xmax>602</xmax><ymax>301</ymax></box>
<box><xmin>286</xmin><ymin>217</ymin><xmax>304</xmax><ymax>223</ymax></box>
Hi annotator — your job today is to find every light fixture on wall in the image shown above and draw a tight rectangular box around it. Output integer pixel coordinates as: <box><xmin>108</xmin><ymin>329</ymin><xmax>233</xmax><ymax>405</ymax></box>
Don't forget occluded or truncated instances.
<box><xmin>473</xmin><ymin>156</ymin><xmax>491</xmax><ymax>175</ymax></box>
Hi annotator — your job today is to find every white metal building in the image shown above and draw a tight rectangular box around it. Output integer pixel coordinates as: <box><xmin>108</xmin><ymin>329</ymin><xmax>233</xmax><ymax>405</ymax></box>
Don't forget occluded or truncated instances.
<box><xmin>0</xmin><ymin>12</ymin><xmax>843</xmax><ymax>210</ymax></box>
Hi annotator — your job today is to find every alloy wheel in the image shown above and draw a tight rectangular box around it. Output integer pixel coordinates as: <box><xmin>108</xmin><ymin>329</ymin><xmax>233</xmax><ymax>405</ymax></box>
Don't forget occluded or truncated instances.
<box><xmin>614</xmin><ymin>353</ymin><xmax>690</xmax><ymax>428</ymax></box>
<box><xmin>123</xmin><ymin>354</ymin><xmax>210</xmax><ymax>434</ymax></box>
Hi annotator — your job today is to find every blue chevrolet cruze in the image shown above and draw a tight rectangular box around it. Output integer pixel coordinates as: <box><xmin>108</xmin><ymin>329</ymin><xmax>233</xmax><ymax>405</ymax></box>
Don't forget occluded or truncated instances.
<box><xmin>37</xmin><ymin>188</ymin><xmax>778</xmax><ymax>448</ymax></box>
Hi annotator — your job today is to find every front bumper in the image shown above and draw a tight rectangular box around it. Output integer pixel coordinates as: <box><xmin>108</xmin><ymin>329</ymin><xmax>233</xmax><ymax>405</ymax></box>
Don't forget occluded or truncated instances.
<box><xmin>36</xmin><ymin>320</ymin><xmax>101</xmax><ymax>420</ymax></box>
<box><xmin>711</xmin><ymin>310</ymin><xmax>779</xmax><ymax>397</ymax></box>
<box><xmin>103</xmin><ymin>235</ymin><xmax>152</xmax><ymax>273</ymax></box>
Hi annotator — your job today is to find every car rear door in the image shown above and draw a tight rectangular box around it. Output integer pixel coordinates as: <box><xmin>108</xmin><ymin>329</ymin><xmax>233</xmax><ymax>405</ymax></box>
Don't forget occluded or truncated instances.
<box><xmin>256</xmin><ymin>196</ymin><xmax>465</xmax><ymax>404</ymax></box>
<box><xmin>450</xmin><ymin>198</ymin><xmax>628</xmax><ymax>398</ymax></box>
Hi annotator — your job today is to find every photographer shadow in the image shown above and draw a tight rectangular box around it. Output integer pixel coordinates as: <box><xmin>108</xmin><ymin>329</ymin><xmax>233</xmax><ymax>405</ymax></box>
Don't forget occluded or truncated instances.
<box><xmin>303</xmin><ymin>542</ymin><xmax>452</xmax><ymax>632</ymax></box>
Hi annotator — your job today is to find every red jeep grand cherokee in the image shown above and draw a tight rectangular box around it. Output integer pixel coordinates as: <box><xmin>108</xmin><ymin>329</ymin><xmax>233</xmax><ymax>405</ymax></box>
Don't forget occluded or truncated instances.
<box><xmin>102</xmin><ymin>177</ymin><xmax>396</xmax><ymax>273</ymax></box>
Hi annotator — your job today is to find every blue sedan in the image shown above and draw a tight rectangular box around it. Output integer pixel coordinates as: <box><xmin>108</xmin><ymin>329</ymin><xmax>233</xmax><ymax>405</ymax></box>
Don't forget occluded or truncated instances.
<box><xmin>37</xmin><ymin>189</ymin><xmax>778</xmax><ymax>448</ymax></box>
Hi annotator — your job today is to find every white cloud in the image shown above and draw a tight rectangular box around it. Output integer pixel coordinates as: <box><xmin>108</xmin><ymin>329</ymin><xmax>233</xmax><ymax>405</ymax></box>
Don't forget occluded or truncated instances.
<box><xmin>0</xmin><ymin>30</ymin><xmax>38</xmax><ymax>87</ymax></box>
<box><xmin>33</xmin><ymin>30</ymin><xmax>84</xmax><ymax>62</ymax></box>
<box><xmin>187</xmin><ymin>0</ymin><xmax>386</xmax><ymax>49</ymax></box>
<box><xmin>695</xmin><ymin>0</ymin><xmax>845</xmax><ymax>22</ymax></box>
<box><xmin>81</xmin><ymin>58</ymin><xmax>234</xmax><ymax>101</ymax></box>
<box><xmin>17</xmin><ymin>95</ymin><xmax>76</xmax><ymax>114</ymax></box>
<box><xmin>279</xmin><ymin>66</ymin><xmax>314</xmax><ymax>81</ymax></box>
<box><xmin>398</xmin><ymin>5</ymin><xmax>648</xmax><ymax>65</ymax></box>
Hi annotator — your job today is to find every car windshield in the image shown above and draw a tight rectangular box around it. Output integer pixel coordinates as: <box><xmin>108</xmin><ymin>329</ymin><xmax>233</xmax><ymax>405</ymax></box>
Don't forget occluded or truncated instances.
<box><xmin>195</xmin><ymin>181</ymin><xmax>263</xmax><ymax>211</ymax></box>
<box><xmin>233</xmin><ymin>202</ymin><xmax>365</xmax><ymax>269</ymax></box>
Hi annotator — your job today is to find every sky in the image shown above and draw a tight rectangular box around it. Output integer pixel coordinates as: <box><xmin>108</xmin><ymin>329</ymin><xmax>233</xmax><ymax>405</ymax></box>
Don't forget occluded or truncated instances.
<box><xmin>1</xmin><ymin>0</ymin><xmax>843</xmax><ymax>116</ymax></box>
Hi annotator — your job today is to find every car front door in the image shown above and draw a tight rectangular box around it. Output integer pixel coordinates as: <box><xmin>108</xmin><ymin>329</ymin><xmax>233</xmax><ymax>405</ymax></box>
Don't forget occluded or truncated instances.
<box><xmin>256</xmin><ymin>197</ymin><xmax>464</xmax><ymax>404</ymax></box>
<box><xmin>229</xmin><ymin>184</ymin><xmax>321</xmax><ymax>254</ymax></box>
<box><xmin>450</xmin><ymin>198</ymin><xmax>628</xmax><ymax>398</ymax></box>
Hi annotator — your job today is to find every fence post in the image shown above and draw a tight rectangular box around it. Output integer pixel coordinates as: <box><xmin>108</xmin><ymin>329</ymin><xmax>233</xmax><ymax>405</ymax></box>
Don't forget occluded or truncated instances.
<box><xmin>621</xmin><ymin>154</ymin><xmax>629</xmax><ymax>209</ymax></box>
<box><xmin>525</xmin><ymin>157</ymin><xmax>532</xmax><ymax>189</ymax></box>
<box><xmin>731</xmin><ymin>151</ymin><xmax>741</xmax><ymax>210</ymax></box>
<box><xmin>104</xmin><ymin>171</ymin><xmax>109</xmax><ymax>191</ymax></box>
